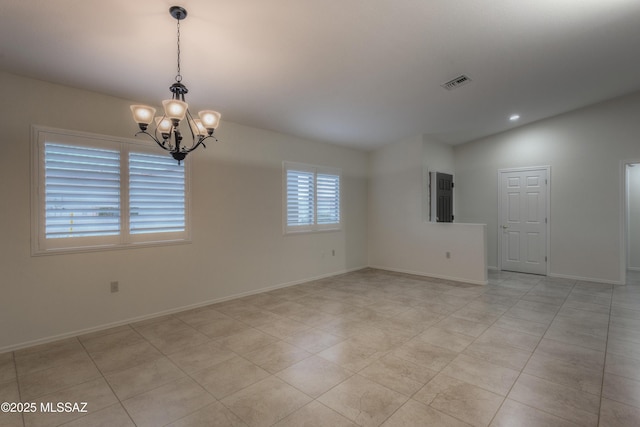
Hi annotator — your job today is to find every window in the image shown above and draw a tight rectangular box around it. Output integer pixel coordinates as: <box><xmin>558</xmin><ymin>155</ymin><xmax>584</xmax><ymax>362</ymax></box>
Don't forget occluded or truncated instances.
<box><xmin>283</xmin><ymin>162</ymin><xmax>341</xmax><ymax>233</ymax></box>
<box><xmin>31</xmin><ymin>126</ymin><xmax>189</xmax><ymax>254</ymax></box>
<box><xmin>129</xmin><ymin>152</ymin><xmax>186</xmax><ymax>236</ymax></box>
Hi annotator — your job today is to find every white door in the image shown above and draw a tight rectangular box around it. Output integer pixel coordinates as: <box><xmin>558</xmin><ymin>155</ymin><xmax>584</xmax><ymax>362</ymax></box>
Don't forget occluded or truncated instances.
<box><xmin>499</xmin><ymin>168</ymin><xmax>548</xmax><ymax>275</ymax></box>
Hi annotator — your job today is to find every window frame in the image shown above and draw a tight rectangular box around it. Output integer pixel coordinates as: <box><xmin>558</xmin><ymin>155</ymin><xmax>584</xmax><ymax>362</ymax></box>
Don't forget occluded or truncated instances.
<box><xmin>31</xmin><ymin>125</ymin><xmax>191</xmax><ymax>255</ymax></box>
<box><xmin>282</xmin><ymin>161</ymin><xmax>341</xmax><ymax>235</ymax></box>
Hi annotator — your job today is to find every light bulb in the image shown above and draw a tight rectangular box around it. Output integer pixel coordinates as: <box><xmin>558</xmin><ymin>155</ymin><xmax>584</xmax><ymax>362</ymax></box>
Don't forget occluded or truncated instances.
<box><xmin>192</xmin><ymin>119</ymin><xmax>208</xmax><ymax>136</ymax></box>
<box><xmin>155</xmin><ymin>116</ymin><xmax>173</xmax><ymax>134</ymax></box>
<box><xmin>130</xmin><ymin>105</ymin><xmax>156</xmax><ymax>125</ymax></box>
<box><xmin>162</xmin><ymin>99</ymin><xmax>188</xmax><ymax>121</ymax></box>
<box><xmin>198</xmin><ymin>110</ymin><xmax>221</xmax><ymax>130</ymax></box>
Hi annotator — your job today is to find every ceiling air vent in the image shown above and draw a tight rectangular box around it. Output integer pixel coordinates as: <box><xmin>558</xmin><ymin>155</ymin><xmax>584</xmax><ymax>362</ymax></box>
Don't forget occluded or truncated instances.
<box><xmin>441</xmin><ymin>74</ymin><xmax>472</xmax><ymax>91</ymax></box>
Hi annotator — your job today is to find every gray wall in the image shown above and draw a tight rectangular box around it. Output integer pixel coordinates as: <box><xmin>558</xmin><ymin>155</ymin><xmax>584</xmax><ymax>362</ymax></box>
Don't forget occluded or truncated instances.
<box><xmin>0</xmin><ymin>72</ymin><xmax>369</xmax><ymax>351</ymax></box>
<box><xmin>368</xmin><ymin>135</ymin><xmax>487</xmax><ymax>284</ymax></box>
<box><xmin>455</xmin><ymin>91</ymin><xmax>640</xmax><ymax>283</ymax></box>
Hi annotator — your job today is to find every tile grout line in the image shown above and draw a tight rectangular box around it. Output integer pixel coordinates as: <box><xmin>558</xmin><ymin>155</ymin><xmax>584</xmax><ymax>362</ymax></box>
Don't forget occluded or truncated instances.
<box><xmin>380</xmin><ymin>273</ymin><xmax>505</xmax><ymax>426</ymax></box>
<box><xmin>219</xmin><ymin>283</ymin><xmax>404</xmax><ymax>426</ymax></box>
<box><xmin>464</xmin><ymin>276</ymin><xmax>527</xmax><ymax>427</ymax></box>
<box><xmin>466</xmin><ymin>275</ymin><xmax>544</xmax><ymax>426</ymax></box>
<box><xmin>155</xmin><ymin>322</ymin><xmax>274</xmax><ymax>426</ymax></box>
<box><xmin>26</xmin><ymin>284</ymin><xmax>321</xmax><ymax>426</ymax></box>
<box><xmin>594</xmin><ymin>289</ymin><xmax>640</xmax><ymax>415</ymax></box>
<box><xmin>423</xmin><ymin>275</ymin><xmax>526</xmax><ymax>427</ymax></box>
<box><xmin>500</xmin><ymin>280</ymin><xmax>615</xmax><ymax>426</ymax></box>
<box><xmin>276</xmin><ymin>274</ymin><xmax>481</xmax><ymax>426</ymax></box>
<box><xmin>168</xmin><ymin>295</ymin><xmax>355</xmax><ymax>426</ymax></box>
<box><xmin>597</xmin><ymin>283</ymin><xmax>615</xmax><ymax>427</ymax></box>
<box><xmin>485</xmin><ymin>276</ymin><xmax>577</xmax><ymax>427</ymax></box>
<box><xmin>385</xmin><ymin>273</ymin><xmax>544</xmax><ymax>427</ymax></box>
<box><xmin>316</xmin><ymin>278</ymin><xmax>460</xmax><ymax>426</ymax></box>
<box><xmin>127</xmin><ymin>317</ymin><xmax>301</xmax><ymax>425</ymax></box>
<box><xmin>201</xmin><ymin>282</ymin><xmax>377</xmax><ymax>420</ymax></box>
<box><xmin>76</xmin><ymin>332</ymin><xmax>138</xmax><ymax>427</ymax></box>
<box><xmin>14</xmin><ymin>337</ymin><xmax>113</xmax><ymax>427</ymax></box>
<box><xmin>11</xmin><ymin>351</ymin><xmax>26</xmax><ymax>427</ymax></box>
<box><xmin>81</xmin><ymin>322</ymin><xmax>232</xmax><ymax>426</ymax></box>
<box><xmin>467</xmin><ymin>277</ymin><xmax>555</xmax><ymax>416</ymax></box>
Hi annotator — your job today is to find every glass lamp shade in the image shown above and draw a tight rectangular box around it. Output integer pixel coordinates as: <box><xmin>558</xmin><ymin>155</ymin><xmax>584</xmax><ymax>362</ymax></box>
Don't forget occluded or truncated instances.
<box><xmin>130</xmin><ymin>105</ymin><xmax>156</xmax><ymax>125</ymax></box>
<box><xmin>162</xmin><ymin>99</ymin><xmax>188</xmax><ymax>121</ymax></box>
<box><xmin>198</xmin><ymin>110</ymin><xmax>221</xmax><ymax>130</ymax></box>
<box><xmin>192</xmin><ymin>119</ymin><xmax>208</xmax><ymax>136</ymax></box>
<box><xmin>155</xmin><ymin>116</ymin><xmax>173</xmax><ymax>134</ymax></box>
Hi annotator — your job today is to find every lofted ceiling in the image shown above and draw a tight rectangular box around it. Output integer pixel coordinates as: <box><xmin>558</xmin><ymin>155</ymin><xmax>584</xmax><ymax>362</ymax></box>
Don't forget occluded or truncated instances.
<box><xmin>1</xmin><ymin>0</ymin><xmax>640</xmax><ymax>150</ymax></box>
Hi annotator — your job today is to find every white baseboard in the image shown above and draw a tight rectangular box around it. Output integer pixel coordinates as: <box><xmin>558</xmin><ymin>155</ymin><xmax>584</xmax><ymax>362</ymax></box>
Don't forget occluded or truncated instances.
<box><xmin>488</xmin><ymin>267</ymin><xmax>624</xmax><ymax>285</ymax></box>
<box><xmin>547</xmin><ymin>272</ymin><xmax>624</xmax><ymax>285</ymax></box>
<box><xmin>1</xmin><ymin>266</ymin><xmax>367</xmax><ymax>354</ymax></box>
<box><xmin>368</xmin><ymin>265</ymin><xmax>488</xmax><ymax>286</ymax></box>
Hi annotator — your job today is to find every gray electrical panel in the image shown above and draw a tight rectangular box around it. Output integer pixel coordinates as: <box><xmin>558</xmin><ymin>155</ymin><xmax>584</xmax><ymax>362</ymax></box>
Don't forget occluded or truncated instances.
<box><xmin>429</xmin><ymin>172</ymin><xmax>454</xmax><ymax>222</ymax></box>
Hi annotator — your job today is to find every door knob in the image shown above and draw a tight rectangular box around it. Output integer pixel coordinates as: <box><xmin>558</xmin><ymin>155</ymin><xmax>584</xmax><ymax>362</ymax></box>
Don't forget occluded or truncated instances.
<box><xmin>502</xmin><ymin>225</ymin><xmax>509</xmax><ymax>229</ymax></box>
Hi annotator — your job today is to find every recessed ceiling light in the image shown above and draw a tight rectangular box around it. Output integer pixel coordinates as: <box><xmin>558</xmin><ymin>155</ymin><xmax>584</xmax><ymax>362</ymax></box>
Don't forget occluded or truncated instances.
<box><xmin>509</xmin><ymin>114</ymin><xmax>520</xmax><ymax>121</ymax></box>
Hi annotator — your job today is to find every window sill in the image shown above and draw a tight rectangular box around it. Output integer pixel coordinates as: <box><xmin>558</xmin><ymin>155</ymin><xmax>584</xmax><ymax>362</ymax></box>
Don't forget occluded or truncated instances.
<box><xmin>31</xmin><ymin>238</ymin><xmax>192</xmax><ymax>257</ymax></box>
<box><xmin>283</xmin><ymin>227</ymin><xmax>342</xmax><ymax>236</ymax></box>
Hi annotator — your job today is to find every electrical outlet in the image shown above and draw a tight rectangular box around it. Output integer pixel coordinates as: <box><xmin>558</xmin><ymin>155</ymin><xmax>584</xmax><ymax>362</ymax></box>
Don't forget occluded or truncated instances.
<box><xmin>445</xmin><ymin>251</ymin><xmax>451</xmax><ymax>259</ymax></box>
<box><xmin>110</xmin><ymin>281</ymin><xmax>119</xmax><ymax>293</ymax></box>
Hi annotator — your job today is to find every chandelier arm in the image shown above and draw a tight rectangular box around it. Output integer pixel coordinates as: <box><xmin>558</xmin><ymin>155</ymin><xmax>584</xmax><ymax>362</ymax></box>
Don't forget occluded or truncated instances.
<box><xmin>152</xmin><ymin>128</ymin><xmax>163</xmax><ymax>148</ymax></box>
<box><xmin>152</xmin><ymin>128</ymin><xmax>165</xmax><ymax>149</ymax></box>
<box><xmin>182</xmin><ymin>134</ymin><xmax>217</xmax><ymax>154</ymax></box>
<box><xmin>182</xmin><ymin>137</ymin><xmax>205</xmax><ymax>154</ymax></box>
<box><xmin>184</xmin><ymin>109</ymin><xmax>198</xmax><ymax>150</ymax></box>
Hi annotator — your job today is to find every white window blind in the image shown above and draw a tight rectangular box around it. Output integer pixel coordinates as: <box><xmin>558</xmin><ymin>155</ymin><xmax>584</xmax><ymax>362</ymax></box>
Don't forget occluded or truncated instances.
<box><xmin>316</xmin><ymin>173</ymin><xmax>340</xmax><ymax>225</ymax></box>
<box><xmin>129</xmin><ymin>152</ymin><xmax>185</xmax><ymax>235</ymax></box>
<box><xmin>283</xmin><ymin>162</ymin><xmax>341</xmax><ymax>233</ymax></box>
<box><xmin>44</xmin><ymin>143</ymin><xmax>121</xmax><ymax>239</ymax></box>
<box><xmin>32</xmin><ymin>126</ymin><xmax>190</xmax><ymax>254</ymax></box>
<box><xmin>286</xmin><ymin>169</ymin><xmax>315</xmax><ymax>227</ymax></box>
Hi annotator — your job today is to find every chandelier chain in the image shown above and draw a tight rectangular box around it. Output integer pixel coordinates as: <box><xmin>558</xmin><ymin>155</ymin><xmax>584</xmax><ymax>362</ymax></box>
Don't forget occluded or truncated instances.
<box><xmin>175</xmin><ymin>18</ymin><xmax>182</xmax><ymax>82</ymax></box>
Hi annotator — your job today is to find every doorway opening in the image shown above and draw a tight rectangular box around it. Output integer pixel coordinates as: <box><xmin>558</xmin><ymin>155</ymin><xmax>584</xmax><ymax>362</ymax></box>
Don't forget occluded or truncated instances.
<box><xmin>625</xmin><ymin>162</ymin><xmax>640</xmax><ymax>285</ymax></box>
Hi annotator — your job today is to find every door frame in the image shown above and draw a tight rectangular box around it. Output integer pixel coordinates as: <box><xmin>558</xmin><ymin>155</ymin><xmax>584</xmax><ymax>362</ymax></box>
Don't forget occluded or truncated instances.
<box><xmin>621</xmin><ymin>159</ymin><xmax>640</xmax><ymax>286</ymax></box>
<box><xmin>497</xmin><ymin>166</ymin><xmax>551</xmax><ymax>275</ymax></box>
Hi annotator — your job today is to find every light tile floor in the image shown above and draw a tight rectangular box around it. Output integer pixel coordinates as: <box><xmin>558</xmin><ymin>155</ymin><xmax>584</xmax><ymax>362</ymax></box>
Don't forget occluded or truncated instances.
<box><xmin>2</xmin><ymin>268</ymin><xmax>640</xmax><ymax>426</ymax></box>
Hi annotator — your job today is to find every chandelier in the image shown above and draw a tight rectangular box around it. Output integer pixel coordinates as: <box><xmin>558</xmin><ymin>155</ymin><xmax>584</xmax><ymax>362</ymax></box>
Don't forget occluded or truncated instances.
<box><xmin>130</xmin><ymin>6</ymin><xmax>221</xmax><ymax>164</ymax></box>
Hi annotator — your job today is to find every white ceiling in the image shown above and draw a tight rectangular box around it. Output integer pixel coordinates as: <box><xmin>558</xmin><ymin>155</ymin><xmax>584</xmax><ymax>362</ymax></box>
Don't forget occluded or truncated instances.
<box><xmin>2</xmin><ymin>0</ymin><xmax>640</xmax><ymax>150</ymax></box>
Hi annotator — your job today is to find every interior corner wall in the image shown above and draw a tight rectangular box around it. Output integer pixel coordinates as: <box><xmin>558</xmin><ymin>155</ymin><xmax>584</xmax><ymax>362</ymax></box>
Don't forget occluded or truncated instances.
<box><xmin>454</xmin><ymin>91</ymin><xmax>640</xmax><ymax>284</ymax></box>
<box><xmin>0</xmin><ymin>71</ymin><xmax>368</xmax><ymax>351</ymax></box>
<box><xmin>367</xmin><ymin>134</ymin><xmax>487</xmax><ymax>284</ymax></box>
